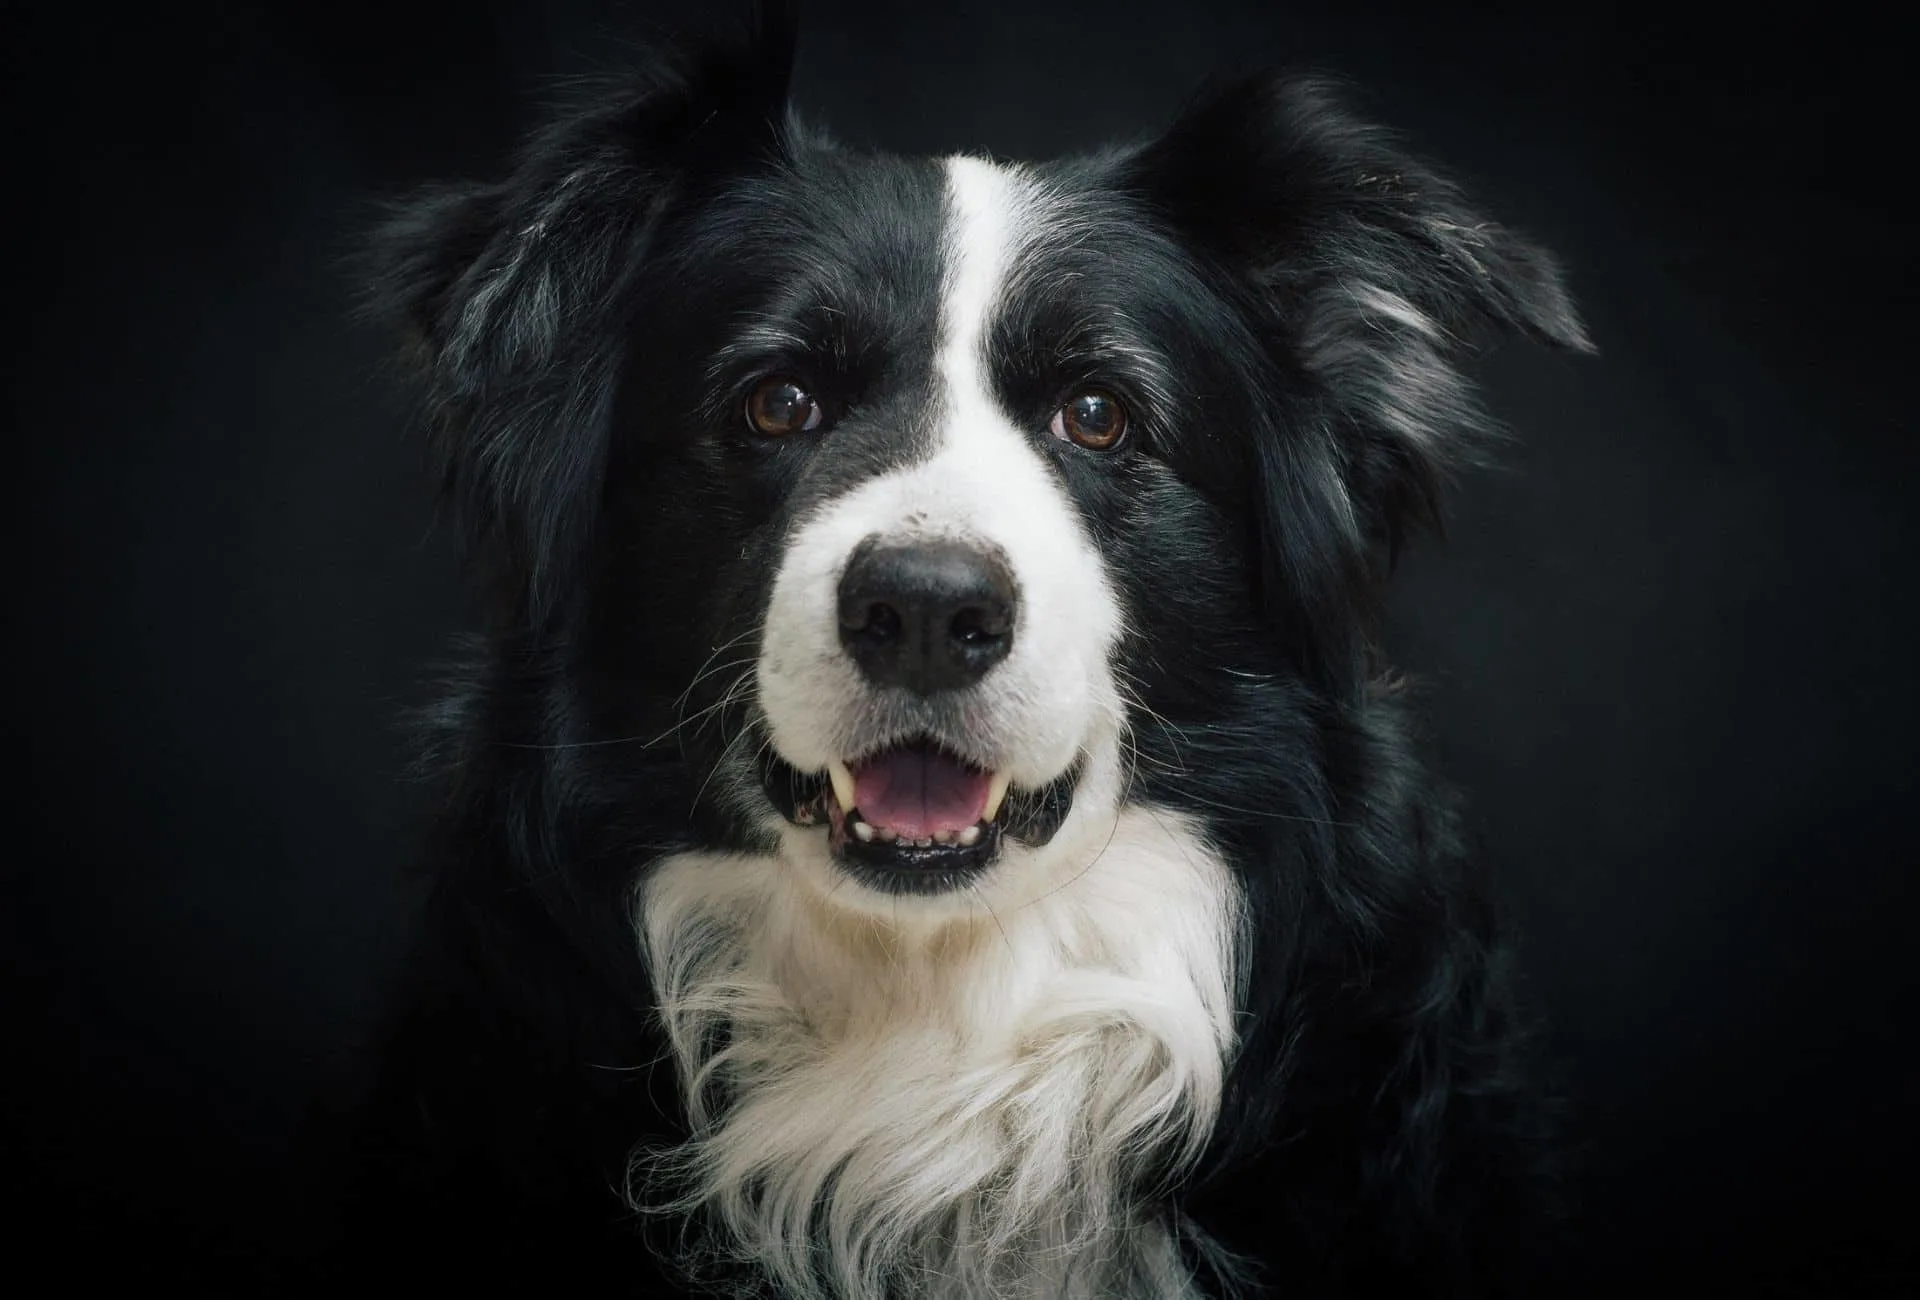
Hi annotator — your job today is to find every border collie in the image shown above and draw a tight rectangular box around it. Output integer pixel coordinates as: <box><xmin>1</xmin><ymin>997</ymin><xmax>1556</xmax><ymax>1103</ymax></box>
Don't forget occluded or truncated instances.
<box><xmin>348</xmin><ymin>8</ymin><xmax>1591</xmax><ymax>1297</ymax></box>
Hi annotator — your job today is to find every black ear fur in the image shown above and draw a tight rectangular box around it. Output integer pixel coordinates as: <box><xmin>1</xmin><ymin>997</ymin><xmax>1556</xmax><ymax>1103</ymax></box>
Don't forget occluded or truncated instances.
<box><xmin>1134</xmin><ymin>74</ymin><xmax>1591</xmax><ymax>355</ymax></box>
<box><xmin>1130</xmin><ymin>73</ymin><xmax>1592</xmax><ymax>692</ymax></box>
<box><xmin>363</xmin><ymin>4</ymin><xmax>798</xmax><ymax>619</ymax></box>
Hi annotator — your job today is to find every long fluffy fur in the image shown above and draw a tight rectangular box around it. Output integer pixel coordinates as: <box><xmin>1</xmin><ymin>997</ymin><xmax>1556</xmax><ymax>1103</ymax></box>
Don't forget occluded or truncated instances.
<box><xmin>635</xmin><ymin>806</ymin><xmax>1237</xmax><ymax>1299</ymax></box>
<box><xmin>336</xmin><ymin>9</ymin><xmax>1592</xmax><ymax>1298</ymax></box>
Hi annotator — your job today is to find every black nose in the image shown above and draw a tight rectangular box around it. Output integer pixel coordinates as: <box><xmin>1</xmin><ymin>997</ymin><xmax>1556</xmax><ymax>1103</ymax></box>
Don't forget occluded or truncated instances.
<box><xmin>837</xmin><ymin>538</ymin><xmax>1017</xmax><ymax>694</ymax></box>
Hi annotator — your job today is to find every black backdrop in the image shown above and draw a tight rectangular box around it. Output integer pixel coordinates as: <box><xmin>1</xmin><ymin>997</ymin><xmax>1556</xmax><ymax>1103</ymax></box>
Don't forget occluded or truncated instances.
<box><xmin>7</xmin><ymin>1</ymin><xmax>1913</xmax><ymax>1293</ymax></box>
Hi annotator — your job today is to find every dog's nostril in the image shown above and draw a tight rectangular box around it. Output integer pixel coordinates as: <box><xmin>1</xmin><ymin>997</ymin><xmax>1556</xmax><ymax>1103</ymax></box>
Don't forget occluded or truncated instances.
<box><xmin>860</xmin><ymin>603</ymin><xmax>901</xmax><ymax>641</ymax></box>
<box><xmin>836</xmin><ymin>537</ymin><xmax>1018</xmax><ymax>694</ymax></box>
<box><xmin>949</xmin><ymin>605</ymin><xmax>1006</xmax><ymax>646</ymax></box>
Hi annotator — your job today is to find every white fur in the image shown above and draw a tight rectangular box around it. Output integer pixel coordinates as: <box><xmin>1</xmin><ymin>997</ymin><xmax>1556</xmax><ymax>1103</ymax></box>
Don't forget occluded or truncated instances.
<box><xmin>754</xmin><ymin>155</ymin><xmax>1123</xmax><ymax>796</ymax></box>
<box><xmin>631</xmin><ymin>157</ymin><xmax>1246</xmax><ymax>1297</ymax></box>
<box><xmin>637</xmin><ymin>803</ymin><xmax>1241</xmax><ymax>1299</ymax></box>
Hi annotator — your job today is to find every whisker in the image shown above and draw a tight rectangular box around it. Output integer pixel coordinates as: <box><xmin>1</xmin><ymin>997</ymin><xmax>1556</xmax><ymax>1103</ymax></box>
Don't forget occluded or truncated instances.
<box><xmin>687</xmin><ymin>670</ymin><xmax>761</xmax><ymax>815</ymax></box>
<box><xmin>1148</xmin><ymin>785</ymin><xmax>1357</xmax><ymax>829</ymax></box>
<box><xmin>1014</xmin><ymin>780</ymin><xmax>1128</xmax><ymax>913</ymax></box>
<box><xmin>495</xmin><ymin>735</ymin><xmax>660</xmax><ymax>751</ymax></box>
<box><xmin>497</xmin><ymin>671</ymin><xmax>759</xmax><ymax>755</ymax></box>
<box><xmin>673</xmin><ymin>629</ymin><xmax>761</xmax><ymax>710</ymax></box>
<box><xmin>669</xmin><ymin>671</ymin><xmax>758</xmax><ymax>742</ymax></box>
<box><xmin>1113</xmin><ymin>668</ymin><xmax>1189</xmax><ymax>776</ymax></box>
<box><xmin>673</xmin><ymin>656</ymin><xmax>762</xmax><ymax>716</ymax></box>
<box><xmin>967</xmin><ymin>880</ymin><xmax>1015</xmax><ymax>957</ymax></box>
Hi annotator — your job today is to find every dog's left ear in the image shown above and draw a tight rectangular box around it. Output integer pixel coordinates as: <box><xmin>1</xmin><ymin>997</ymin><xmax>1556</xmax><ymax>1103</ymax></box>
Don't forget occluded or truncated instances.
<box><xmin>1127</xmin><ymin>74</ymin><xmax>1592</xmax><ymax>686</ymax></box>
<box><xmin>363</xmin><ymin>4</ymin><xmax>798</xmax><ymax>619</ymax></box>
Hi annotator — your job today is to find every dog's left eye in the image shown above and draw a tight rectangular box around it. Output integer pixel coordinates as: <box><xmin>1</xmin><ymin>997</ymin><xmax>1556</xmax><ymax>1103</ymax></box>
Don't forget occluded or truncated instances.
<box><xmin>745</xmin><ymin>376</ymin><xmax>824</xmax><ymax>437</ymax></box>
<box><xmin>1049</xmin><ymin>390</ymin><xmax>1127</xmax><ymax>451</ymax></box>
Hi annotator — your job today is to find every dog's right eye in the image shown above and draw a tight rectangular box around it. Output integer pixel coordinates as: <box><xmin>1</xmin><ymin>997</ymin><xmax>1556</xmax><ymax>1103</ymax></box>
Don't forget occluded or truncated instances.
<box><xmin>745</xmin><ymin>376</ymin><xmax>824</xmax><ymax>437</ymax></box>
<box><xmin>1050</xmin><ymin>389</ymin><xmax>1128</xmax><ymax>451</ymax></box>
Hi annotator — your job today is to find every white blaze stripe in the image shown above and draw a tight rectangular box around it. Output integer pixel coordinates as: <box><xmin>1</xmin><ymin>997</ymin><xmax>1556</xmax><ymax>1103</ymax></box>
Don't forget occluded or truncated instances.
<box><xmin>754</xmin><ymin>157</ymin><xmax>1123</xmax><ymax>793</ymax></box>
<box><xmin>937</xmin><ymin>155</ymin><xmax>1020</xmax><ymax>411</ymax></box>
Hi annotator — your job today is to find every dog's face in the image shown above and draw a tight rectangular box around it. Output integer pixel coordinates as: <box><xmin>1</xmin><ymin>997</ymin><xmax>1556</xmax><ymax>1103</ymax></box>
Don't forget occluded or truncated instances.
<box><xmin>373</xmin><ymin>19</ymin><xmax>1588</xmax><ymax>916</ymax></box>
<box><xmin>651</xmin><ymin>149</ymin><xmax>1271</xmax><ymax>910</ymax></box>
<box><xmin>748</xmin><ymin>156</ymin><xmax>1126</xmax><ymax>893</ymax></box>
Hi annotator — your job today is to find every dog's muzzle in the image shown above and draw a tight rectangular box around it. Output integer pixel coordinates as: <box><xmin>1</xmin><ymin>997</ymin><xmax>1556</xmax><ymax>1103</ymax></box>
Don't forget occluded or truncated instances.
<box><xmin>758</xmin><ymin>537</ymin><xmax>1080</xmax><ymax>894</ymax></box>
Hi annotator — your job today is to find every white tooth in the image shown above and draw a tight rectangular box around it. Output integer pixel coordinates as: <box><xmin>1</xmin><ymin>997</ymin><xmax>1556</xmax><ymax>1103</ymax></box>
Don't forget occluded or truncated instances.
<box><xmin>983</xmin><ymin>771</ymin><xmax>1011</xmax><ymax>822</ymax></box>
<box><xmin>852</xmin><ymin>820</ymin><xmax>875</xmax><ymax>842</ymax></box>
<box><xmin>932</xmin><ymin>829</ymin><xmax>953</xmax><ymax>844</ymax></box>
<box><xmin>957</xmin><ymin>825</ymin><xmax>981</xmax><ymax>847</ymax></box>
<box><xmin>914</xmin><ymin>837</ymin><xmax>932</xmax><ymax>848</ymax></box>
<box><xmin>826</xmin><ymin>760</ymin><xmax>856</xmax><ymax>812</ymax></box>
<box><xmin>878</xmin><ymin>827</ymin><xmax>898</xmax><ymax>843</ymax></box>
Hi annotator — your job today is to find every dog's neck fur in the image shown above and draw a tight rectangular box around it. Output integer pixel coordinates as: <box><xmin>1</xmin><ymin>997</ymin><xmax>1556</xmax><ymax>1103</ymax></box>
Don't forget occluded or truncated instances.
<box><xmin>636</xmin><ymin>804</ymin><xmax>1242</xmax><ymax>1299</ymax></box>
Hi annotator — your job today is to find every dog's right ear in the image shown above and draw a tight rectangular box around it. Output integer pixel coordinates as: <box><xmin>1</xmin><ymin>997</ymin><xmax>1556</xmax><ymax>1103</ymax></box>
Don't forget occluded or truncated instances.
<box><xmin>1125</xmin><ymin>73</ymin><xmax>1591</xmax><ymax>695</ymax></box>
<box><xmin>364</xmin><ymin>3</ymin><xmax>797</xmax><ymax>617</ymax></box>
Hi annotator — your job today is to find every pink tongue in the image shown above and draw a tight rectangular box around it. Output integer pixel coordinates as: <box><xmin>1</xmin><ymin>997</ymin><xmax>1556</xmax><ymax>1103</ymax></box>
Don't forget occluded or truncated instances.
<box><xmin>851</xmin><ymin>745</ymin><xmax>991</xmax><ymax>838</ymax></box>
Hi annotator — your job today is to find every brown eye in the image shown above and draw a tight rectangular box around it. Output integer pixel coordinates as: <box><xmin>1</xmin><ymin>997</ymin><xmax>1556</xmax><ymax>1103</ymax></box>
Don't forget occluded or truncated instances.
<box><xmin>745</xmin><ymin>376</ymin><xmax>823</xmax><ymax>437</ymax></box>
<box><xmin>1049</xmin><ymin>390</ymin><xmax>1127</xmax><ymax>451</ymax></box>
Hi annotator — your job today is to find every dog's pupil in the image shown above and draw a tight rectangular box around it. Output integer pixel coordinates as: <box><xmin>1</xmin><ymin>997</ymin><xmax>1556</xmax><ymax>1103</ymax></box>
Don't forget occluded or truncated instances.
<box><xmin>1069</xmin><ymin>393</ymin><xmax>1119</xmax><ymax>444</ymax></box>
<box><xmin>751</xmin><ymin>379</ymin><xmax>812</xmax><ymax>434</ymax></box>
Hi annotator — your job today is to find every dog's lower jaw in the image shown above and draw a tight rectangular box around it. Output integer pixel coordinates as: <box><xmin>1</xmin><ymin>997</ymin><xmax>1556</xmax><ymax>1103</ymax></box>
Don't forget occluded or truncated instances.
<box><xmin>634</xmin><ymin>799</ymin><xmax>1244</xmax><ymax>1300</ymax></box>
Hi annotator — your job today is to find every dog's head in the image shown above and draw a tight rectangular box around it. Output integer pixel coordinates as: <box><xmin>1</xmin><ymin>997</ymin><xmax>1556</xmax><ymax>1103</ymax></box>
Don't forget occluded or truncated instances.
<box><xmin>370</xmin><ymin>11</ymin><xmax>1588</xmax><ymax>913</ymax></box>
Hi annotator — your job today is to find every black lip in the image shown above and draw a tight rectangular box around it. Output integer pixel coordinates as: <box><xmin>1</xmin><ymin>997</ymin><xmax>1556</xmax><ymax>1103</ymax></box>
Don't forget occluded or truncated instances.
<box><xmin>835</xmin><ymin>818</ymin><xmax>1005</xmax><ymax>896</ymax></box>
<box><xmin>757</xmin><ymin>749</ymin><xmax>829</xmax><ymax>826</ymax></box>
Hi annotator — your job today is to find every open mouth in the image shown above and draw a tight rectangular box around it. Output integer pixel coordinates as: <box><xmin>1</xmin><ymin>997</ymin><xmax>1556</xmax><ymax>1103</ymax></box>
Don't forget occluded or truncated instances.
<box><xmin>758</xmin><ymin>738</ymin><xmax>1081</xmax><ymax>894</ymax></box>
<box><xmin>823</xmin><ymin>742</ymin><xmax>1007</xmax><ymax>886</ymax></box>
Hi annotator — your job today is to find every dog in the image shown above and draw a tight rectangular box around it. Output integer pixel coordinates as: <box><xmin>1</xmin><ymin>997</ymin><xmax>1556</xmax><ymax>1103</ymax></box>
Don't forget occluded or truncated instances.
<box><xmin>343</xmin><ymin>8</ymin><xmax>1591</xmax><ymax>1297</ymax></box>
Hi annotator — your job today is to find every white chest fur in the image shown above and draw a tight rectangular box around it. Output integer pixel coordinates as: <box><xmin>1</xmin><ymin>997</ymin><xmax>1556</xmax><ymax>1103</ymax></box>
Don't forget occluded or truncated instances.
<box><xmin>636</xmin><ymin>805</ymin><xmax>1242</xmax><ymax>1299</ymax></box>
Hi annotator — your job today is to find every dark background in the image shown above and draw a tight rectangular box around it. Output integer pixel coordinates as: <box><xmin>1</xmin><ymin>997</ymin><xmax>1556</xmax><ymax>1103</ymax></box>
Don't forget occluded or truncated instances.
<box><xmin>7</xmin><ymin>1</ymin><xmax>1912</xmax><ymax>1293</ymax></box>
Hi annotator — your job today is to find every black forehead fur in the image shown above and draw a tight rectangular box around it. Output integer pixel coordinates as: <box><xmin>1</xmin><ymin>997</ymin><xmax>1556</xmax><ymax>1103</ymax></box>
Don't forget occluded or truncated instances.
<box><xmin>356</xmin><ymin>6</ymin><xmax>1593</xmax><ymax>1293</ymax></box>
<box><xmin>363</xmin><ymin>14</ymin><xmax>1588</xmax><ymax>679</ymax></box>
<box><xmin>628</xmin><ymin>147</ymin><xmax>951</xmax><ymax>491</ymax></box>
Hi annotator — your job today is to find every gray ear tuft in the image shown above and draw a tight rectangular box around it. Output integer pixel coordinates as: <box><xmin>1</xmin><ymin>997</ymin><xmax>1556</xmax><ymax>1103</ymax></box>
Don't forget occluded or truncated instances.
<box><xmin>1127</xmin><ymin>72</ymin><xmax>1593</xmax><ymax>691</ymax></box>
<box><xmin>1130</xmin><ymin>71</ymin><xmax>1592</xmax><ymax>544</ymax></box>
<box><xmin>361</xmin><ymin>13</ymin><xmax>800</xmax><ymax>618</ymax></box>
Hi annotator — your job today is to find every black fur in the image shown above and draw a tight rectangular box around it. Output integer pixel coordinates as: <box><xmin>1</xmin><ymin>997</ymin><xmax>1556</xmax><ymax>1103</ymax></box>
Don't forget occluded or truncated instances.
<box><xmin>331</xmin><ymin>9</ymin><xmax>1591</xmax><ymax>1296</ymax></box>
